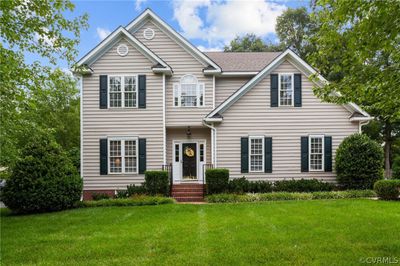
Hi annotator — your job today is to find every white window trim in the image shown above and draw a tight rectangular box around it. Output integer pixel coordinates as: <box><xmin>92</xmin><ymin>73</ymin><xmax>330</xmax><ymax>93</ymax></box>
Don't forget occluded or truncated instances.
<box><xmin>309</xmin><ymin>135</ymin><xmax>325</xmax><ymax>172</ymax></box>
<box><xmin>108</xmin><ymin>75</ymin><xmax>139</xmax><ymax>108</ymax></box>
<box><xmin>249</xmin><ymin>136</ymin><xmax>264</xmax><ymax>173</ymax></box>
<box><xmin>173</xmin><ymin>74</ymin><xmax>205</xmax><ymax>107</ymax></box>
<box><xmin>278</xmin><ymin>73</ymin><xmax>294</xmax><ymax>107</ymax></box>
<box><xmin>108</xmin><ymin>137</ymin><xmax>139</xmax><ymax>174</ymax></box>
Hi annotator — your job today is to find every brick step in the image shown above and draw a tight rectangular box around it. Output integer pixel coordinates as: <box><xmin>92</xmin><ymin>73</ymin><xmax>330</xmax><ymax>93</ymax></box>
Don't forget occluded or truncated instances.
<box><xmin>172</xmin><ymin>184</ymin><xmax>204</xmax><ymax>188</ymax></box>
<box><xmin>172</xmin><ymin>192</ymin><xmax>204</xmax><ymax>197</ymax></box>
<box><xmin>174</xmin><ymin>197</ymin><xmax>204</xmax><ymax>202</ymax></box>
<box><xmin>172</xmin><ymin>188</ymin><xmax>204</xmax><ymax>192</ymax></box>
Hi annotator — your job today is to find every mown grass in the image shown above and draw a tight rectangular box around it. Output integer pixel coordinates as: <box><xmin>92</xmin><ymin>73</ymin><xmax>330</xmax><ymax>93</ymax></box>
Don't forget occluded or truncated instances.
<box><xmin>1</xmin><ymin>199</ymin><xmax>399</xmax><ymax>265</ymax></box>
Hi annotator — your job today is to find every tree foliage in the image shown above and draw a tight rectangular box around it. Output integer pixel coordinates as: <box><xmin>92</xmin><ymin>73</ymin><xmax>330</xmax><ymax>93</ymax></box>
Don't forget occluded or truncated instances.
<box><xmin>224</xmin><ymin>33</ymin><xmax>284</xmax><ymax>52</ymax></box>
<box><xmin>309</xmin><ymin>0</ymin><xmax>400</xmax><ymax>176</ymax></box>
<box><xmin>276</xmin><ymin>7</ymin><xmax>317</xmax><ymax>59</ymax></box>
<box><xmin>0</xmin><ymin>0</ymin><xmax>88</xmax><ymax>167</ymax></box>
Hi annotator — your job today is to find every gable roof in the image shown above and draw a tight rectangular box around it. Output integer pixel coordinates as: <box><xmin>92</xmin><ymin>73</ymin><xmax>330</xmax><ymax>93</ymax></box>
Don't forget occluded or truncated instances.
<box><xmin>126</xmin><ymin>9</ymin><xmax>221</xmax><ymax>72</ymax></box>
<box><xmin>205</xmin><ymin>52</ymin><xmax>281</xmax><ymax>72</ymax></box>
<box><xmin>205</xmin><ymin>49</ymin><xmax>371</xmax><ymax>121</ymax></box>
<box><xmin>75</xmin><ymin>26</ymin><xmax>171</xmax><ymax>74</ymax></box>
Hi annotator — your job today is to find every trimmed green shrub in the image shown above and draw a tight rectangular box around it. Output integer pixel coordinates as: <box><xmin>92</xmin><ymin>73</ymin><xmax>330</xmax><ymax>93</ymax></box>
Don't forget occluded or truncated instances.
<box><xmin>392</xmin><ymin>156</ymin><xmax>400</xmax><ymax>179</ymax></box>
<box><xmin>374</xmin><ymin>180</ymin><xmax>400</xmax><ymax>200</ymax></box>
<box><xmin>92</xmin><ymin>193</ymin><xmax>111</xmax><ymax>201</ymax></box>
<box><xmin>273</xmin><ymin>179</ymin><xmax>335</xmax><ymax>192</ymax></box>
<box><xmin>206</xmin><ymin>168</ymin><xmax>229</xmax><ymax>194</ymax></box>
<box><xmin>144</xmin><ymin>171</ymin><xmax>169</xmax><ymax>196</ymax></box>
<box><xmin>336</xmin><ymin>134</ymin><xmax>384</xmax><ymax>189</ymax></box>
<box><xmin>77</xmin><ymin>195</ymin><xmax>175</xmax><ymax>208</ymax></box>
<box><xmin>228</xmin><ymin>177</ymin><xmax>273</xmax><ymax>194</ymax></box>
<box><xmin>249</xmin><ymin>181</ymin><xmax>273</xmax><ymax>193</ymax></box>
<box><xmin>1</xmin><ymin>135</ymin><xmax>82</xmax><ymax>214</ymax></box>
<box><xmin>205</xmin><ymin>190</ymin><xmax>376</xmax><ymax>203</ymax></box>
<box><xmin>228</xmin><ymin>177</ymin><xmax>250</xmax><ymax>194</ymax></box>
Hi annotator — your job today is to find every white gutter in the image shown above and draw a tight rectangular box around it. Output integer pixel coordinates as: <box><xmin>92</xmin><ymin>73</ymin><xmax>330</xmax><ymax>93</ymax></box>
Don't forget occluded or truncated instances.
<box><xmin>162</xmin><ymin>74</ymin><xmax>166</xmax><ymax>165</ymax></box>
<box><xmin>359</xmin><ymin>120</ymin><xmax>371</xmax><ymax>133</ymax></box>
<box><xmin>202</xmin><ymin>120</ymin><xmax>217</xmax><ymax>167</ymax></box>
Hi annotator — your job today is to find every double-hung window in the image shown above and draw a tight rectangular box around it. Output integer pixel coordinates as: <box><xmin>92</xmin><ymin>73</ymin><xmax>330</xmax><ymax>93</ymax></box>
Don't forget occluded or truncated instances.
<box><xmin>309</xmin><ymin>135</ymin><xmax>324</xmax><ymax>171</ymax></box>
<box><xmin>249</xmin><ymin>137</ymin><xmax>264</xmax><ymax>172</ymax></box>
<box><xmin>109</xmin><ymin>75</ymin><xmax>137</xmax><ymax>108</ymax></box>
<box><xmin>109</xmin><ymin>138</ymin><xmax>138</xmax><ymax>174</ymax></box>
<box><xmin>173</xmin><ymin>75</ymin><xmax>205</xmax><ymax>107</ymax></box>
<box><xmin>279</xmin><ymin>73</ymin><xmax>294</xmax><ymax>106</ymax></box>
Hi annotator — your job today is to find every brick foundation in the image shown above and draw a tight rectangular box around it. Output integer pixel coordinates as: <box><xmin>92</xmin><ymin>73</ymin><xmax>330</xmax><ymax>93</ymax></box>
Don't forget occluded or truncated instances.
<box><xmin>83</xmin><ymin>190</ymin><xmax>115</xmax><ymax>200</ymax></box>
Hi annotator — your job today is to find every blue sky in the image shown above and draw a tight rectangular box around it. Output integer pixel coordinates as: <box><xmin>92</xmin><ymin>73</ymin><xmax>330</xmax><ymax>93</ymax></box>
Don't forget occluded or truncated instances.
<box><xmin>32</xmin><ymin>0</ymin><xmax>310</xmax><ymax>70</ymax></box>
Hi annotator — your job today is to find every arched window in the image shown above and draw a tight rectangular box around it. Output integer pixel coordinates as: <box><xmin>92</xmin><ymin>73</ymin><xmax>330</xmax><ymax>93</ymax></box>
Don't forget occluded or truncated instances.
<box><xmin>173</xmin><ymin>75</ymin><xmax>204</xmax><ymax>107</ymax></box>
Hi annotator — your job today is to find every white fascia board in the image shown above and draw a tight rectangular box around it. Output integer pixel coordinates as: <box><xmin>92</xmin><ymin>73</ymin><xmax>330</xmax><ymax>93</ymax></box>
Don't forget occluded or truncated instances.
<box><xmin>350</xmin><ymin>116</ymin><xmax>374</xmax><ymax>122</ymax></box>
<box><xmin>218</xmin><ymin>72</ymin><xmax>259</xmax><ymax>77</ymax></box>
<box><xmin>126</xmin><ymin>9</ymin><xmax>221</xmax><ymax>72</ymax></box>
<box><xmin>203</xmin><ymin>117</ymin><xmax>223</xmax><ymax>123</ymax></box>
<box><xmin>76</xmin><ymin>27</ymin><xmax>170</xmax><ymax>70</ymax></box>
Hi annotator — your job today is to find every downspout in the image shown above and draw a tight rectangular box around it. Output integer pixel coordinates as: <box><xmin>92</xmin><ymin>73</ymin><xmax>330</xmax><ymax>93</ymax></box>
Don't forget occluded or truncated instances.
<box><xmin>202</xmin><ymin>120</ymin><xmax>216</xmax><ymax>167</ymax></box>
<box><xmin>359</xmin><ymin>120</ymin><xmax>370</xmax><ymax>133</ymax></box>
<box><xmin>162</xmin><ymin>74</ymin><xmax>166</xmax><ymax>165</ymax></box>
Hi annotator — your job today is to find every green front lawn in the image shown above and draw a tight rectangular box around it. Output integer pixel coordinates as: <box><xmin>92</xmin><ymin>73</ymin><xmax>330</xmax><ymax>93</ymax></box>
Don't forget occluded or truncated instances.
<box><xmin>2</xmin><ymin>199</ymin><xmax>399</xmax><ymax>265</ymax></box>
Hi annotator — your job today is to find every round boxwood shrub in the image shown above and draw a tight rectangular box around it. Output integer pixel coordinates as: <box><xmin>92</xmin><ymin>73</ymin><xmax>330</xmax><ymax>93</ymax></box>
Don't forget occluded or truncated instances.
<box><xmin>336</xmin><ymin>134</ymin><xmax>384</xmax><ymax>189</ymax></box>
<box><xmin>374</xmin><ymin>180</ymin><xmax>400</xmax><ymax>200</ymax></box>
<box><xmin>1</xmin><ymin>135</ymin><xmax>82</xmax><ymax>214</ymax></box>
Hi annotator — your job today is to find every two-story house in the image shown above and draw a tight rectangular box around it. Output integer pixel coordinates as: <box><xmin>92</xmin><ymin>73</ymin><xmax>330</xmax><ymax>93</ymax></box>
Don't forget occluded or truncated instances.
<box><xmin>75</xmin><ymin>9</ymin><xmax>372</xmax><ymax>201</ymax></box>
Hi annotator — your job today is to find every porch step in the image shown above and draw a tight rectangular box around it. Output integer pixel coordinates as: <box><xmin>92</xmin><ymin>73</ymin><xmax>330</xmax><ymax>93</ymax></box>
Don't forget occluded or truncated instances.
<box><xmin>172</xmin><ymin>184</ymin><xmax>205</xmax><ymax>202</ymax></box>
<box><xmin>173</xmin><ymin>196</ymin><xmax>204</xmax><ymax>202</ymax></box>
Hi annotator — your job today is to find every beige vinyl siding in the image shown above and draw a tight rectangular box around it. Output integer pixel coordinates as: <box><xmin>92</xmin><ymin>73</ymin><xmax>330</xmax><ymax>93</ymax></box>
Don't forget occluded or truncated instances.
<box><xmin>82</xmin><ymin>38</ymin><xmax>164</xmax><ymax>190</ymax></box>
<box><xmin>215</xmin><ymin>77</ymin><xmax>250</xmax><ymax>106</ymax></box>
<box><xmin>133</xmin><ymin>19</ymin><xmax>213</xmax><ymax>127</ymax></box>
<box><xmin>216</xmin><ymin>60</ymin><xmax>359</xmax><ymax>182</ymax></box>
<box><xmin>166</xmin><ymin>128</ymin><xmax>211</xmax><ymax>165</ymax></box>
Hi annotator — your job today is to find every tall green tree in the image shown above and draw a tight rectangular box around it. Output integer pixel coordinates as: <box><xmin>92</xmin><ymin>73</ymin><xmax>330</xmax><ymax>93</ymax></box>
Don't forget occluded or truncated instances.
<box><xmin>276</xmin><ymin>7</ymin><xmax>317</xmax><ymax>59</ymax></box>
<box><xmin>224</xmin><ymin>33</ymin><xmax>284</xmax><ymax>52</ymax></box>
<box><xmin>309</xmin><ymin>0</ymin><xmax>400</xmax><ymax>177</ymax></box>
<box><xmin>0</xmin><ymin>0</ymin><xmax>88</xmax><ymax>167</ymax></box>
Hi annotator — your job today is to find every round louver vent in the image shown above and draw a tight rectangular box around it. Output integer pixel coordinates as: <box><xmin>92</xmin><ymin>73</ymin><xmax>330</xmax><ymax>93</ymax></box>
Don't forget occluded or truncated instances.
<box><xmin>117</xmin><ymin>44</ymin><xmax>129</xmax><ymax>56</ymax></box>
<box><xmin>143</xmin><ymin>28</ymin><xmax>155</xmax><ymax>40</ymax></box>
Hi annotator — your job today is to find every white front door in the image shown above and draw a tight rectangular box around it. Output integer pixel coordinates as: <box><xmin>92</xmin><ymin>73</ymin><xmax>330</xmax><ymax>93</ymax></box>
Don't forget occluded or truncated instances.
<box><xmin>172</xmin><ymin>140</ymin><xmax>205</xmax><ymax>183</ymax></box>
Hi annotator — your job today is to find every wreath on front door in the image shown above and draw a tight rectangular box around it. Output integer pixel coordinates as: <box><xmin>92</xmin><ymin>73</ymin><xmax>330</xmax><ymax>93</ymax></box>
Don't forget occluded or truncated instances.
<box><xmin>184</xmin><ymin>147</ymin><xmax>195</xmax><ymax>157</ymax></box>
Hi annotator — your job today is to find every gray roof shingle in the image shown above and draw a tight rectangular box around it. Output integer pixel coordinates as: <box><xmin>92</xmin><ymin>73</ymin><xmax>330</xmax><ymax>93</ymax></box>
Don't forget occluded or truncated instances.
<box><xmin>205</xmin><ymin>52</ymin><xmax>282</xmax><ymax>72</ymax></box>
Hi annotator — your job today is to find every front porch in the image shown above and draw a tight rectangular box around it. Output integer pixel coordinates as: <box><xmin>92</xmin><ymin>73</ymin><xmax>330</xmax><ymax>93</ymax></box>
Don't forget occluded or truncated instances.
<box><xmin>165</xmin><ymin>126</ymin><xmax>214</xmax><ymax>201</ymax></box>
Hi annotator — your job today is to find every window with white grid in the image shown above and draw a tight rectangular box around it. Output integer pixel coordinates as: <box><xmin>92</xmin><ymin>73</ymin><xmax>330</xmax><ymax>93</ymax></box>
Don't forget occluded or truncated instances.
<box><xmin>109</xmin><ymin>75</ymin><xmax>137</xmax><ymax>108</ymax></box>
<box><xmin>109</xmin><ymin>140</ymin><xmax>122</xmax><ymax>173</ymax></box>
<box><xmin>109</xmin><ymin>138</ymin><xmax>138</xmax><ymax>174</ymax></box>
<box><xmin>309</xmin><ymin>136</ymin><xmax>324</xmax><ymax>171</ymax></box>
<box><xmin>279</xmin><ymin>74</ymin><xmax>293</xmax><ymax>106</ymax></box>
<box><xmin>124</xmin><ymin>140</ymin><xmax>137</xmax><ymax>173</ymax></box>
<box><xmin>173</xmin><ymin>75</ymin><xmax>204</xmax><ymax>107</ymax></box>
<box><xmin>250</xmin><ymin>137</ymin><xmax>264</xmax><ymax>172</ymax></box>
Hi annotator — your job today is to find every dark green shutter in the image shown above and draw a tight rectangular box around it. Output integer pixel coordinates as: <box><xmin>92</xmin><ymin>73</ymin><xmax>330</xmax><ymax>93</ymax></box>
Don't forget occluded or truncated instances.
<box><xmin>294</xmin><ymin>74</ymin><xmax>302</xmax><ymax>107</ymax></box>
<box><xmin>138</xmin><ymin>75</ymin><xmax>146</xmax><ymax>108</ymax></box>
<box><xmin>139</xmin><ymin>138</ymin><xmax>146</xmax><ymax>174</ymax></box>
<box><xmin>270</xmin><ymin>74</ymin><xmax>278</xmax><ymax>107</ymax></box>
<box><xmin>301</xmin><ymin>136</ymin><xmax>309</xmax><ymax>172</ymax></box>
<box><xmin>264</xmin><ymin>137</ymin><xmax>272</xmax><ymax>173</ymax></box>
<box><xmin>324</xmin><ymin>136</ymin><xmax>332</xmax><ymax>172</ymax></box>
<box><xmin>241</xmin><ymin>137</ymin><xmax>249</xmax><ymax>173</ymax></box>
<box><xmin>100</xmin><ymin>138</ymin><xmax>108</xmax><ymax>175</ymax></box>
<box><xmin>99</xmin><ymin>75</ymin><xmax>108</xmax><ymax>109</ymax></box>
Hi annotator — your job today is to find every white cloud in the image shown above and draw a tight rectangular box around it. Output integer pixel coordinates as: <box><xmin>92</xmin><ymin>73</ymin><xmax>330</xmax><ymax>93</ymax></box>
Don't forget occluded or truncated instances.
<box><xmin>173</xmin><ymin>0</ymin><xmax>286</xmax><ymax>48</ymax></box>
<box><xmin>135</xmin><ymin>0</ymin><xmax>147</xmax><ymax>11</ymax></box>
<box><xmin>34</xmin><ymin>27</ymin><xmax>56</xmax><ymax>46</ymax></box>
<box><xmin>96</xmin><ymin>27</ymin><xmax>111</xmax><ymax>40</ymax></box>
<box><xmin>196</xmin><ymin>45</ymin><xmax>223</xmax><ymax>52</ymax></box>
